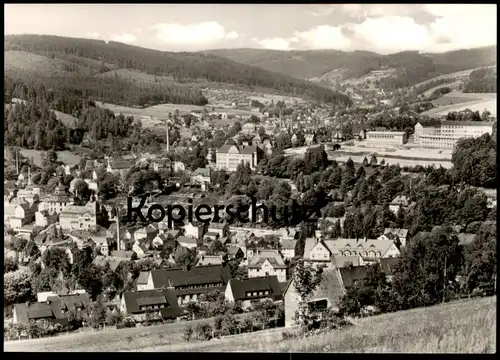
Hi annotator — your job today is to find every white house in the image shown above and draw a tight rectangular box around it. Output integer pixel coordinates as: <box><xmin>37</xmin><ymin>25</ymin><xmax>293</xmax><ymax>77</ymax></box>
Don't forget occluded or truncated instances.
<box><xmin>184</xmin><ymin>223</ymin><xmax>204</xmax><ymax>239</ymax></box>
<box><xmin>247</xmin><ymin>249</ymin><xmax>287</xmax><ymax>282</ymax></box>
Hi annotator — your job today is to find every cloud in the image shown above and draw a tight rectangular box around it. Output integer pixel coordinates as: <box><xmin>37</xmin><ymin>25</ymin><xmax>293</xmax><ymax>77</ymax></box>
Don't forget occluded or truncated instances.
<box><xmin>132</xmin><ymin>28</ymin><xmax>142</xmax><ymax>34</ymax></box>
<box><xmin>252</xmin><ymin>37</ymin><xmax>293</xmax><ymax>50</ymax></box>
<box><xmin>294</xmin><ymin>25</ymin><xmax>352</xmax><ymax>50</ymax></box>
<box><xmin>110</xmin><ymin>33</ymin><xmax>137</xmax><ymax>44</ymax></box>
<box><xmin>254</xmin><ymin>4</ymin><xmax>495</xmax><ymax>53</ymax></box>
<box><xmin>225</xmin><ymin>31</ymin><xmax>239</xmax><ymax>40</ymax></box>
<box><xmin>85</xmin><ymin>32</ymin><xmax>101</xmax><ymax>39</ymax></box>
<box><xmin>151</xmin><ymin>21</ymin><xmax>238</xmax><ymax>45</ymax></box>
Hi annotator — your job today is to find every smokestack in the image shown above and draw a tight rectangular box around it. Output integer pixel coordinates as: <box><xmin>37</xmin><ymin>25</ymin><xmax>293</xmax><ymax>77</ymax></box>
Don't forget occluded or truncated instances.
<box><xmin>28</xmin><ymin>166</ymin><xmax>31</xmax><ymax>185</ymax></box>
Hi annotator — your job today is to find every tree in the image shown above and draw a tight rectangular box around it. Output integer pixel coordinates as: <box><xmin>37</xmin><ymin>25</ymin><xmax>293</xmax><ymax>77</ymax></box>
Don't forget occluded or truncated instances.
<box><xmin>370</xmin><ymin>154</ymin><xmax>378</xmax><ymax>166</ymax></box>
<box><xmin>4</xmin><ymin>268</ymin><xmax>33</xmax><ymax>306</ymax></box>
<box><xmin>88</xmin><ymin>300</ymin><xmax>107</xmax><ymax>328</ymax></box>
<box><xmin>4</xmin><ymin>257</ymin><xmax>19</xmax><ymax>273</ymax></box>
<box><xmin>292</xmin><ymin>260</ymin><xmax>323</xmax><ymax>329</ymax></box>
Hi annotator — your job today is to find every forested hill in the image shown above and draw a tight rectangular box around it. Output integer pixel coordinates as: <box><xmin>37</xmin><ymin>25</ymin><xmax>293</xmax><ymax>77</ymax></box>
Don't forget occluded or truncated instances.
<box><xmin>4</xmin><ymin>34</ymin><xmax>351</xmax><ymax>107</ymax></box>
<box><xmin>202</xmin><ymin>46</ymin><xmax>496</xmax><ymax>90</ymax></box>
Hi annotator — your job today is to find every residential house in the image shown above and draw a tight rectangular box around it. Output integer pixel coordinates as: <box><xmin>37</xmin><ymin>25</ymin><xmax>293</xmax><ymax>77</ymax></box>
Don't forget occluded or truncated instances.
<box><xmin>35</xmin><ymin>210</ymin><xmax>58</xmax><ymax>227</ymax></box>
<box><xmin>191</xmin><ymin>168</ymin><xmax>211</xmax><ymax>185</ymax></box>
<box><xmin>132</xmin><ymin>240</ymin><xmax>150</xmax><ymax>258</ymax></box>
<box><xmin>139</xmin><ymin>265</ymin><xmax>231</xmax><ymax>305</ymax></box>
<box><xmin>241</xmin><ymin>122</ymin><xmax>256</xmax><ymax>134</ymax></box>
<box><xmin>378</xmin><ymin>257</ymin><xmax>400</xmax><ymax>282</ymax></box>
<box><xmin>330</xmin><ymin>255</ymin><xmax>365</xmax><ymax>268</ymax></box>
<box><xmin>226</xmin><ymin>246</ymin><xmax>244</xmax><ymax>260</ymax></box>
<box><xmin>248</xmin><ymin>249</ymin><xmax>287</xmax><ymax>282</ymax></box>
<box><xmin>39</xmin><ymin>184</ymin><xmax>71</xmax><ymax>214</ymax></box>
<box><xmin>12</xmin><ymin>292</ymin><xmax>91</xmax><ymax>325</ymax></box>
<box><xmin>59</xmin><ymin>202</ymin><xmax>101</xmax><ymax>231</ymax></box>
<box><xmin>216</xmin><ymin>144</ymin><xmax>262</xmax><ymax>172</ymax></box>
<box><xmin>137</xmin><ymin>272</ymin><xmax>150</xmax><ymax>291</ymax></box>
<box><xmin>303</xmin><ymin>238</ymin><xmax>401</xmax><ymax>268</ymax></box>
<box><xmin>251</xmin><ymin>134</ymin><xmax>263</xmax><ymax>147</ymax></box>
<box><xmin>196</xmin><ymin>254</ymin><xmax>224</xmax><ymax>267</ymax></box>
<box><xmin>284</xmin><ymin>268</ymin><xmax>346</xmax><ymax>327</ymax></box>
<box><xmin>184</xmin><ymin>222</ymin><xmax>204</xmax><ymax>239</ymax></box>
<box><xmin>120</xmin><ymin>289</ymin><xmax>186</xmax><ymax>320</ymax></box>
<box><xmin>134</xmin><ymin>224</ymin><xmax>158</xmax><ymax>241</ymax></box>
<box><xmin>225</xmin><ymin>276</ymin><xmax>284</xmax><ymax>309</ymax></box>
<box><xmin>389</xmin><ymin>195</ymin><xmax>412</xmax><ymax>214</ymax></box>
<box><xmin>280</xmin><ymin>239</ymin><xmax>297</xmax><ymax>260</ymax></box>
<box><xmin>207</xmin><ymin>222</ymin><xmax>229</xmax><ymax>238</ymax></box>
<box><xmin>177</xmin><ymin>235</ymin><xmax>198</xmax><ymax>250</ymax></box>
<box><xmin>7</xmin><ymin>202</ymin><xmax>36</xmax><ymax>230</ymax></box>
<box><xmin>380</xmin><ymin>228</ymin><xmax>409</xmax><ymax>247</ymax></box>
<box><xmin>106</xmin><ymin>157</ymin><xmax>135</xmax><ymax>175</ymax></box>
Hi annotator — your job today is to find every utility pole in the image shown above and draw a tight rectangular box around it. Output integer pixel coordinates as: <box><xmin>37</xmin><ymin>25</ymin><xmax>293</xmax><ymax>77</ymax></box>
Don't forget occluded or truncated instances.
<box><xmin>442</xmin><ymin>256</ymin><xmax>447</xmax><ymax>303</ymax></box>
<box><xmin>115</xmin><ymin>204</ymin><xmax>121</xmax><ymax>252</ymax></box>
<box><xmin>165</xmin><ymin>119</ymin><xmax>170</xmax><ymax>153</ymax></box>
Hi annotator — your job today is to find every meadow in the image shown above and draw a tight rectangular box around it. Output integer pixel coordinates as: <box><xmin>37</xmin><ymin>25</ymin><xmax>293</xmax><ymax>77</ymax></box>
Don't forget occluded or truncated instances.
<box><xmin>4</xmin><ymin>147</ymin><xmax>81</xmax><ymax>168</ymax></box>
<box><xmin>422</xmin><ymin>91</ymin><xmax>497</xmax><ymax>117</ymax></box>
<box><xmin>5</xmin><ymin>296</ymin><xmax>494</xmax><ymax>352</ymax></box>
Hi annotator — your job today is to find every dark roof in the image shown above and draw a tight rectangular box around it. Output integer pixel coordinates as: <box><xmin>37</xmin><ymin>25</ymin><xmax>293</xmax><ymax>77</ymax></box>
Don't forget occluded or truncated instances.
<box><xmin>160</xmin><ymin>306</ymin><xmax>187</xmax><ymax>319</ymax></box>
<box><xmin>338</xmin><ymin>266</ymin><xmax>368</xmax><ymax>288</ymax></box>
<box><xmin>228</xmin><ymin>276</ymin><xmax>283</xmax><ymax>301</ymax></box>
<box><xmin>150</xmin><ymin>265</ymin><xmax>231</xmax><ymax>289</ymax></box>
<box><xmin>311</xmin><ymin>269</ymin><xmax>346</xmax><ymax>302</ymax></box>
<box><xmin>379</xmin><ymin>258</ymin><xmax>401</xmax><ymax>275</ymax></box>
<box><xmin>122</xmin><ymin>289</ymin><xmax>178</xmax><ymax>314</ymax></box>
<box><xmin>13</xmin><ymin>293</ymin><xmax>91</xmax><ymax>324</ymax></box>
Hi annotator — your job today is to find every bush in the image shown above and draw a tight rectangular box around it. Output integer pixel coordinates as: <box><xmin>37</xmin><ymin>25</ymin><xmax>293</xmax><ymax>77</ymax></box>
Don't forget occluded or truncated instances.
<box><xmin>282</xmin><ymin>331</ymin><xmax>297</xmax><ymax>340</ymax></box>
<box><xmin>182</xmin><ymin>326</ymin><xmax>194</xmax><ymax>342</ymax></box>
<box><xmin>195</xmin><ymin>322</ymin><xmax>213</xmax><ymax>341</ymax></box>
<box><xmin>117</xmin><ymin>317</ymin><xmax>136</xmax><ymax>329</ymax></box>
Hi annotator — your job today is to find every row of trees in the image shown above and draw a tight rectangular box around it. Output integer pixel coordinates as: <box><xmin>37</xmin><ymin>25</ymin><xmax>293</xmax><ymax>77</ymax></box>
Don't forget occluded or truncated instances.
<box><xmin>463</xmin><ymin>67</ymin><xmax>497</xmax><ymax>93</ymax></box>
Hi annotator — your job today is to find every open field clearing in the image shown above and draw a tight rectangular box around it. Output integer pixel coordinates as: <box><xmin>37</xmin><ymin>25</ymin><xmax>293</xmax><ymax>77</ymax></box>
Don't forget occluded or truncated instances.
<box><xmin>95</xmin><ymin>101</ymin><xmax>258</xmax><ymax>128</ymax></box>
<box><xmin>12</xmin><ymin>297</ymin><xmax>492</xmax><ymax>352</ymax></box>
<box><xmin>414</xmin><ymin>66</ymin><xmax>496</xmax><ymax>88</ymax></box>
<box><xmin>4</xmin><ymin>147</ymin><xmax>81</xmax><ymax>168</ymax></box>
<box><xmin>248</xmin><ymin>94</ymin><xmax>304</xmax><ymax>104</ymax></box>
<box><xmin>422</xmin><ymin>91</ymin><xmax>497</xmax><ymax>117</ymax></box>
<box><xmin>422</xmin><ymin>81</ymin><xmax>462</xmax><ymax>97</ymax></box>
<box><xmin>3</xmin><ymin>313</ymin><xmax>257</xmax><ymax>352</ymax></box>
<box><xmin>285</xmin><ymin>141</ymin><xmax>453</xmax><ymax>162</ymax></box>
<box><xmin>332</xmin><ymin>154</ymin><xmax>453</xmax><ymax>169</ymax></box>
<box><xmin>167</xmin><ymin>296</ymin><xmax>495</xmax><ymax>353</ymax></box>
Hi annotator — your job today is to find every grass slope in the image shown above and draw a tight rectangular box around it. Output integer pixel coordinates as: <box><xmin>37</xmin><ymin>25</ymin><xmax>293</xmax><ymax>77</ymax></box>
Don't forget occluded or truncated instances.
<box><xmin>4</xmin><ymin>297</ymin><xmax>495</xmax><ymax>353</ymax></box>
<box><xmin>422</xmin><ymin>91</ymin><xmax>497</xmax><ymax>117</ymax></box>
<box><xmin>4</xmin><ymin>35</ymin><xmax>350</xmax><ymax>105</ymax></box>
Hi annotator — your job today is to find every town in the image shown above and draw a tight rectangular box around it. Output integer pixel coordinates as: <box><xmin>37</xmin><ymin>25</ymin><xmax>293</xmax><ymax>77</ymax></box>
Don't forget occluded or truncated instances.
<box><xmin>3</xmin><ymin>3</ymin><xmax>497</xmax><ymax>353</ymax></box>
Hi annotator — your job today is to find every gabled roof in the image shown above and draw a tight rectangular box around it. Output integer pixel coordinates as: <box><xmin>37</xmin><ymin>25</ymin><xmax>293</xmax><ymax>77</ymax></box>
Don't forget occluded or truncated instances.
<box><xmin>384</xmin><ymin>228</ymin><xmax>409</xmax><ymax>238</ymax></box>
<box><xmin>150</xmin><ymin>265</ymin><xmax>231</xmax><ymax>288</ymax></box>
<box><xmin>177</xmin><ymin>235</ymin><xmax>198</xmax><ymax>245</ymax></box>
<box><xmin>122</xmin><ymin>289</ymin><xmax>178</xmax><ymax>314</ymax></box>
<box><xmin>248</xmin><ymin>250</ymin><xmax>286</xmax><ymax>269</ymax></box>
<box><xmin>338</xmin><ymin>266</ymin><xmax>368</xmax><ymax>288</ymax></box>
<box><xmin>281</xmin><ymin>239</ymin><xmax>297</xmax><ymax>250</ymax></box>
<box><xmin>228</xmin><ymin>276</ymin><xmax>283</xmax><ymax>301</ymax></box>
<box><xmin>284</xmin><ymin>268</ymin><xmax>345</xmax><ymax>305</ymax></box>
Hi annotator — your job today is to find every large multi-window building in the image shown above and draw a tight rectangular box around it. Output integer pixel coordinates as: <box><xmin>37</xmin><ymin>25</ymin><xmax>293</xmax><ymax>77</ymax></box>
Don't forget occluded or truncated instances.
<box><xmin>216</xmin><ymin>144</ymin><xmax>262</xmax><ymax>172</ymax></box>
<box><xmin>414</xmin><ymin>120</ymin><xmax>495</xmax><ymax>149</ymax></box>
<box><xmin>365</xmin><ymin>131</ymin><xmax>408</xmax><ymax>145</ymax></box>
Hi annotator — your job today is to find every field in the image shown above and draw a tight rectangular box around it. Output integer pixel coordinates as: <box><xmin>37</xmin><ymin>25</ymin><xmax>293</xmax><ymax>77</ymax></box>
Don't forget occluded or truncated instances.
<box><xmin>285</xmin><ymin>141</ymin><xmax>454</xmax><ymax>168</ymax></box>
<box><xmin>421</xmin><ymin>81</ymin><xmax>462</xmax><ymax>97</ymax></box>
<box><xmin>4</xmin><ymin>147</ymin><xmax>81</xmax><ymax>168</ymax></box>
<box><xmin>422</xmin><ymin>91</ymin><xmax>497</xmax><ymax>117</ymax></box>
<box><xmin>95</xmin><ymin>101</ymin><xmax>259</xmax><ymax>128</ymax></box>
<box><xmin>5</xmin><ymin>297</ymin><xmax>495</xmax><ymax>352</ymax></box>
<box><xmin>414</xmin><ymin>66</ymin><xmax>495</xmax><ymax>88</ymax></box>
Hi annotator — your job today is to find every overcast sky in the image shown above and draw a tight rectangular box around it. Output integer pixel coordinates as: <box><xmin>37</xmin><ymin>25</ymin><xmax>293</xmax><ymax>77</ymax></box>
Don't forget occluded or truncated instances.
<box><xmin>4</xmin><ymin>4</ymin><xmax>497</xmax><ymax>54</ymax></box>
